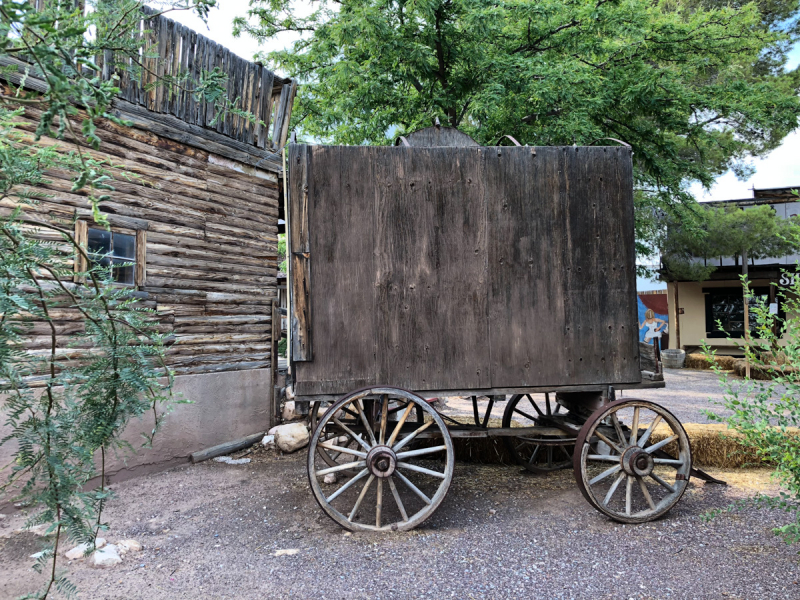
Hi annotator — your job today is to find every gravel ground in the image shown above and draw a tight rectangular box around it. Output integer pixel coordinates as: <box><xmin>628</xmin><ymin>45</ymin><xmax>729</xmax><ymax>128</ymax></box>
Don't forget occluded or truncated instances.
<box><xmin>1</xmin><ymin>450</ymin><xmax>798</xmax><ymax>600</ymax></box>
<box><xmin>2</xmin><ymin>368</ymin><xmax>797</xmax><ymax>600</ymax></box>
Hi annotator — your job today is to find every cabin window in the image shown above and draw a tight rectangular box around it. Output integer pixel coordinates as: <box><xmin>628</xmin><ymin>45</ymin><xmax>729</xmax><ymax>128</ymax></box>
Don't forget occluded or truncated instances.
<box><xmin>74</xmin><ymin>221</ymin><xmax>146</xmax><ymax>287</ymax></box>
<box><xmin>87</xmin><ymin>228</ymin><xmax>136</xmax><ymax>285</ymax></box>
<box><xmin>704</xmin><ymin>287</ymin><xmax>778</xmax><ymax>338</ymax></box>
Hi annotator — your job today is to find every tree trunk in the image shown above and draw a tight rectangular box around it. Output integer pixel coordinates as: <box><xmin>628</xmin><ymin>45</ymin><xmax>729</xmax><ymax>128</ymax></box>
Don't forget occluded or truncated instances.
<box><xmin>742</xmin><ymin>248</ymin><xmax>750</xmax><ymax>379</ymax></box>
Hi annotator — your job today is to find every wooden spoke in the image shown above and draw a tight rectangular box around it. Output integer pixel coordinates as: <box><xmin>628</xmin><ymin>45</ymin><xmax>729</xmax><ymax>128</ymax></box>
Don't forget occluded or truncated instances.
<box><xmin>397</xmin><ymin>461</ymin><xmax>447</xmax><ymax>479</ymax></box>
<box><xmin>544</xmin><ymin>393</ymin><xmax>552</xmax><ymax>416</ymax></box>
<box><xmin>529</xmin><ymin>395</ymin><xmax>546</xmax><ymax>417</ymax></box>
<box><xmin>395</xmin><ymin>470</ymin><xmax>432</xmax><ymax>505</ymax></box>
<box><xmin>645</xmin><ymin>434</ymin><xmax>678</xmax><ymax>454</ymax></box>
<box><xmin>513</xmin><ymin>407</ymin><xmax>539</xmax><ymax>423</ymax></box>
<box><xmin>653</xmin><ymin>458</ymin><xmax>684</xmax><ymax>466</ymax></box>
<box><xmin>395</xmin><ymin>445</ymin><xmax>447</xmax><ymax>459</ymax></box>
<box><xmin>333</xmin><ymin>417</ymin><xmax>372</xmax><ymax>452</ymax></box>
<box><xmin>527</xmin><ymin>444</ymin><xmax>541</xmax><ymax>465</ymax></box>
<box><xmin>610</xmin><ymin>412</ymin><xmax>627</xmax><ymax>447</ymax></box>
<box><xmin>603</xmin><ymin>472</ymin><xmax>626</xmax><ymax>507</ymax></box>
<box><xmin>594</xmin><ymin>430</ymin><xmax>624</xmax><ymax>454</ymax></box>
<box><xmin>630</xmin><ymin>407</ymin><xmax>640</xmax><ymax>446</ymax></box>
<box><xmin>388</xmin><ymin>477</ymin><xmax>409</xmax><ymax>522</ymax></box>
<box><xmin>638</xmin><ymin>476</ymin><xmax>656</xmax><ymax>511</ymax></box>
<box><xmin>356</xmin><ymin>399</ymin><xmax>378</xmax><ymax>447</ymax></box>
<box><xmin>393</xmin><ymin>420</ymin><xmax>434</xmax><ymax>452</ymax></box>
<box><xmin>317</xmin><ymin>442</ymin><xmax>368</xmax><ymax>458</ymax></box>
<box><xmin>348</xmin><ymin>475</ymin><xmax>375</xmax><ymax>522</ymax></box>
<box><xmin>316</xmin><ymin>460</ymin><xmax>367</xmax><ymax>477</ymax></box>
<box><xmin>589</xmin><ymin>464</ymin><xmax>621</xmax><ymax>486</ymax></box>
<box><xmin>587</xmin><ymin>454</ymin><xmax>621</xmax><ymax>462</ymax></box>
<box><xmin>650</xmin><ymin>472</ymin><xmax>676</xmax><ymax>494</ymax></box>
<box><xmin>327</xmin><ymin>469</ymin><xmax>369</xmax><ymax>502</ymax></box>
<box><xmin>637</xmin><ymin>415</ymin><xmax>662</xmax><ymax>447</ymax></box>
<box><xmin>376</xmin><ymin>478</ymin><xmax>383</xmax><ymax>528</ymax></box>
<box><xmin>387</xmin><ymin>402</ymin><xmax>415</xmax><ymax>447</ymax></box>
<box><xmin>379</xmin><ymin>394</ymin><xmax>389</xmax><ymax>445</ymax></box>
<box><xmin>625</xmin><ymin>475</ymin><xmax>633</xmax><ymax>516</ymax></box>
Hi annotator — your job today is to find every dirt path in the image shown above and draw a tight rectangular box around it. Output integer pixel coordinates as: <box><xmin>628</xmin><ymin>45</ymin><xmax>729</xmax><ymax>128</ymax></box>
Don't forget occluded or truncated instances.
<box><xmin>1</xmin><ymin>448</ymin><xmax>797</xmax><ymax>600</ymax></box>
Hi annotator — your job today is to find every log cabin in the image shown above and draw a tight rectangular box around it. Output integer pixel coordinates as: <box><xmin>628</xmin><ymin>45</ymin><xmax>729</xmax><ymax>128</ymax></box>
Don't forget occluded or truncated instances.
<box><xmin>0</xmin><ymin>8</ymin><xmax>295</xmax><ymax>481</ymax></box>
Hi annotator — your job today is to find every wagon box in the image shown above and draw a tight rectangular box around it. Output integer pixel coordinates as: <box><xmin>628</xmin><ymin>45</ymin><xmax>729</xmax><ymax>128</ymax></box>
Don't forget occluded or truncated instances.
<box><xmin>287</xmin><ymin>142</ymin><xmax>640</xmax><ymax>397</ymax></box>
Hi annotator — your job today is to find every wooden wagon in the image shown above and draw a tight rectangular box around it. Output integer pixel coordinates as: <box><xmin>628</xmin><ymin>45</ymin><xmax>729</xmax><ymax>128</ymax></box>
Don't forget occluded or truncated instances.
<box><xmin>284</xmin><ymin>128</ymin><xmax>703</xmax><ymax>532</ymax></box>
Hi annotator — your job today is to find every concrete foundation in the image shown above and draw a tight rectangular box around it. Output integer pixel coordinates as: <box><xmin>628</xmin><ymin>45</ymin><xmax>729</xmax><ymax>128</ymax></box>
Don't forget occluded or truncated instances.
<box><xmin>0</xmin><ymin>368</ymin><xmax>273</xmax><ymax>507</ymax></box>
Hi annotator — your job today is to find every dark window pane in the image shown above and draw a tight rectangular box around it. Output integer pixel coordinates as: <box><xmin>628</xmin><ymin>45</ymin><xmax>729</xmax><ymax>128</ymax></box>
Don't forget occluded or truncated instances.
<box><xmin>707</xmin><ymin>291</ymin><xmax>770</xmax><ymax>337</ymax></box>
<box><xmin>112</xmin><ymin>233</ymin><xmax>136</xmax><ymax>259</ymax></box>
<box><xmin>112</xmin><ymin>260</ymin><xmax>135</xmax><ymax>285</ymax></box>
<box><xmin>87</xmin><ymin>228</ymin><xmax>111</xmax><ymax>256</ymax></box>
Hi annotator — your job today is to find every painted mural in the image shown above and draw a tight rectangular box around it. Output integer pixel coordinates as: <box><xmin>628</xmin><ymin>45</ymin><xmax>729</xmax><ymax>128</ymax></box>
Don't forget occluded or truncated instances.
<box><xmin>638</xmin><ymin>293</ymin><xmax>669</xmax><ymax>347</ymax></box>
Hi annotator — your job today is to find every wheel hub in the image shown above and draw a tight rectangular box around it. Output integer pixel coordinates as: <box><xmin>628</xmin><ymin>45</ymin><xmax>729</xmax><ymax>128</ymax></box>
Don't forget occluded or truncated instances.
<box><xmin>366</xmin><ymin>445</ymin><xmax>397</xmax><ymax>478</ymax></box>
<box><xmin>621</xmin><ymin>446</ymin><xmax>654</xmax><ymax>477</ymax></box>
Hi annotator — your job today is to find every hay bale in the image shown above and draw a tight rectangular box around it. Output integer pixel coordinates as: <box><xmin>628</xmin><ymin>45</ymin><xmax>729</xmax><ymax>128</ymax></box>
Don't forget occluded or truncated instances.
<box><xmin>684</xmin><ymin>353</ymin><xmax>738</xmax><ymax>371</ymax></box>
<box><xmin>684</xmin><ymin>353</ymin><xmax>711</xmax><ymax>369</ymax></box>
<box><xmin>715</xmin><ymin>355</ymin><xmax>738</xmax><ymax>370</ymax></box>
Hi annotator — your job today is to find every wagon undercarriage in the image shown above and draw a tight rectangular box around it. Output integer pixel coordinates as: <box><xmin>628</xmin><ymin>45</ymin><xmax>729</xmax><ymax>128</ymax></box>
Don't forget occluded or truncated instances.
<box><xmin>306</xmin><ymin>386</ymin><xmax>703</xmax><ymax>532</ymax></box>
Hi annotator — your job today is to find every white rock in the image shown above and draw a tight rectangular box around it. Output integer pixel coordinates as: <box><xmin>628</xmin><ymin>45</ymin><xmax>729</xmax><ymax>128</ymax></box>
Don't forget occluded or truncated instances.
<box><xmin>273</xmin><ymin>548</ymin><xmax>300</xmax><ymax>557</ymax></box>
<box><xmin>65</xmin><ymin>538</ymin><xmax>106</xmax><ymax>560</ymax></box>
<box><xmin>323</xmin><ymin>473</ymin><xmax>337</xmax><ymax>484</ymax></box>
<box><xmin>268</xmin><ymin>425</ymin><xmax>280</xmax><ymax>436</ymax></box>
<box><xmin>92</xmin><ymin>544</ymin><xmax>121</xmax><ymax>567</ymax></box>
<box><xmin>213</xmin><ymin>456</ymin><xmax>251</xmax><ymax>465</ymax></box>
<box><xmin>116</xmin><ymin>539</ymin><xmax>142</xmax><ymax>554</ymax></box>
<box><xmin>273</xmin><ymin>422</ymin><xmax>310</xmax><ymax>453</ymax></box>
<box><xmin>17</xmin><ymin>524</ymin><xmax>51</xmax><ymax>536</ymax></box>
<box><xmin>282</xmin><ymin>400</ymin><xmax>298</xmax><ymax>421</ymax></box>
<box><xmin>337</xmin><ymin>435</ymin><xmax>349</xmax><ymax>445</ymax></box>
<box><xmin>30</xmin><ymin>551</ymin><xmax>47</xmax><ymax>559</ymax></box>
<box><xmin>261</xmin><ymin>434</ymin><xmax>275</xmax><ymax>448</ymax></box>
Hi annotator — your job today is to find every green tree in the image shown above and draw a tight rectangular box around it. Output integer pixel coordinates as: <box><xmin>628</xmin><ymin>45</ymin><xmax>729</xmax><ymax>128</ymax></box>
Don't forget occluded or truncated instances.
<box><xmin>237</xmin><ymin>0</ymin><xmax>800</xmax><ymax>258</ymax></box>
<box><xmin>660</xmin><ymin>203</ymin><xmax>800</xmax><ymax>281</ymax></box>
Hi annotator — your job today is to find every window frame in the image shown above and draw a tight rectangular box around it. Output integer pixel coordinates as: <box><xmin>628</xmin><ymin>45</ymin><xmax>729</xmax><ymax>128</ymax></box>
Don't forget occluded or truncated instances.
<box><xmin>74</xmin><ymin>220</ymin><xmax>146</xmax><ymax>288</ymax></box>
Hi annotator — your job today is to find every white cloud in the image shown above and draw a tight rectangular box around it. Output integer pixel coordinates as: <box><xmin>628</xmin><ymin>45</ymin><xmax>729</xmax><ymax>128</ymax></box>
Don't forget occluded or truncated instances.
<box><xmin>689</xmin><ymin>129</ymin><xmax>800</xmax><ymax>202</ymax></box>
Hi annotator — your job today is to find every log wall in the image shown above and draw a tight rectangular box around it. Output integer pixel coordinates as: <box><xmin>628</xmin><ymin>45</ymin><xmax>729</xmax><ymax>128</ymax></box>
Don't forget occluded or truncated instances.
<box><xmin>3</xmin><ymin>105</ymin><xmax>279</xmax><ymax>378</ymax></box>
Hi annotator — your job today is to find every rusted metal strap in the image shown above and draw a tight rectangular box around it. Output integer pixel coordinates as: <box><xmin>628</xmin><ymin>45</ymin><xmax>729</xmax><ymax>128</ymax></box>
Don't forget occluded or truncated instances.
<box><xmin>653</xmin><ymin>448</ymin><xmax>727</xmax><ymax>485</ymax></box>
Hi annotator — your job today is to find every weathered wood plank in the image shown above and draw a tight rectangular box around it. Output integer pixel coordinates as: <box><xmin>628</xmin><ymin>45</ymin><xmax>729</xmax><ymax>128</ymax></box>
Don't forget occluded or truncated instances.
<box><xmin>294</xmin><ymin>146</ymin><xmax>377</xmax><ymax>392</ymax></box>
<box><xmin>487</xmin><ymin>146</ymin><xmax>568</xmax><ymax>387</ymax></box>
<box><xmin>374</xmin><ymin>146</ymin><xmax>489</xmax><ymax>391</ymax></box>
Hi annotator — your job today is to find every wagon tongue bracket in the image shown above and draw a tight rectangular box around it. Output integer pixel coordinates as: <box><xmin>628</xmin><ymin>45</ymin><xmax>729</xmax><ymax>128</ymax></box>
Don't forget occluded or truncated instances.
<box><xmin>366</xmin><ymin>445</ymin><xmax>397</xmax><ymax>478</ymax></box>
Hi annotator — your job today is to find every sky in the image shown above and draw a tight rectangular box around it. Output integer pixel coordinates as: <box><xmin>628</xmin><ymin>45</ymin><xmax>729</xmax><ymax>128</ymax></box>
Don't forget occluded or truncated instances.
<box><xmin>170</xmin><ymin>3</ymin><xmax>800</xmax><ymax>291</ymax></box>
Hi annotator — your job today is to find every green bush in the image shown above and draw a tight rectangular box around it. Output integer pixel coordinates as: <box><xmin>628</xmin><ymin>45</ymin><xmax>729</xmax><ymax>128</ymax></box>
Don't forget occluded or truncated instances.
<box><xmin>704</xmin><ymin>274</ymin><xmax>800</xmax><ymax>543</ymax></box>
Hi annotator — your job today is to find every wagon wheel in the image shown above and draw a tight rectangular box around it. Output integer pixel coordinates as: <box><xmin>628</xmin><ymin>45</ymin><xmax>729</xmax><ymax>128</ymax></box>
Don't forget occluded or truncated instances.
<box><xmin>308</xmin><ymin>387</ymin><xmax>454</xmax><ymax>532</ymax></box>
<box><xmin>310</xmin><ymin>398</ymin><xmax>426</xmax><ymax>474</ymax></box>
<box><xmin>573</xmin><ymin>399</ymin><xmax>692</xmax><ymax>524</ymax></box>
<box><xmin>502</xmin><ymin>394</ymin><xmax>575</xmax><ymax>473</ymax></box>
